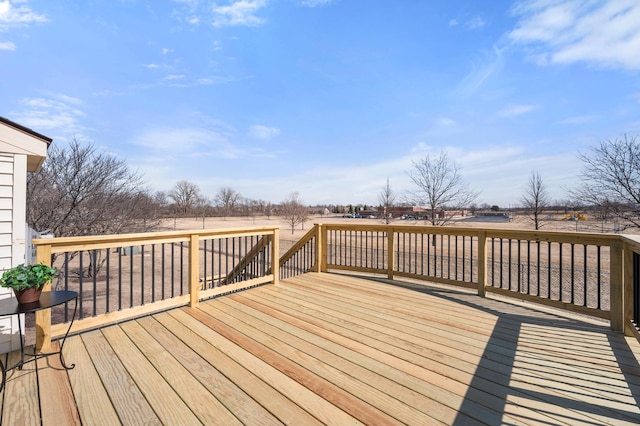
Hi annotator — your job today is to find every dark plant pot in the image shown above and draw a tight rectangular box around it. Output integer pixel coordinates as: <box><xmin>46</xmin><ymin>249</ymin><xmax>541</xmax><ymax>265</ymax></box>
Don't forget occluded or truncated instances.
<box><xmin>14</xmin><ymin>287</ymin><xmax>43</xmax><ymax>305</ymax></box>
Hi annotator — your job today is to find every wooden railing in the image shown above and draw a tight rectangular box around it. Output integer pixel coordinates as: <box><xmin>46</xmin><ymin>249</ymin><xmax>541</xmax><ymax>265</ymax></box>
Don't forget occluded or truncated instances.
<box><xmin>279</xmin><ymin>223</ymin><xmax>640</xmax><ymax>339</ymax></box>
<box><xmin>32</xmin><ymin>223</ymin><xmax>640</xmax><ymax>350</ymax></box>
<box><xmin>33</xmin><ymin>227</ymin><xmax>279</xmax><ymax>350</ymax></box>
<box><xmin>622</xmin><ymin>235</ymin><xmax>640</xmax><ymax>341</ymax></box>
<box><xmin>279</xmin><ymin>227</ymin><xmax>318</xmax><ymax>278</ymax></box>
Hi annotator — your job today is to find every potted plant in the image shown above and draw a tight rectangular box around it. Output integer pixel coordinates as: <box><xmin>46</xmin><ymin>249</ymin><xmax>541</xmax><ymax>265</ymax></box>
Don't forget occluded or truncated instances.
<box><xmin>0</xmin><ymin>263</ymin><xmax>58</xmax><ymax>304</ymax></box>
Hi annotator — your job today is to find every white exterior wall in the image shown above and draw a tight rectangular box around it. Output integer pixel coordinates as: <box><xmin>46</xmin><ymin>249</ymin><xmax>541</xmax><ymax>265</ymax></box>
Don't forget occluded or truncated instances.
<box><xmin>0</xmin><ymin>153</ymin><xmax>27</xmax><ymax>353</ymax></box>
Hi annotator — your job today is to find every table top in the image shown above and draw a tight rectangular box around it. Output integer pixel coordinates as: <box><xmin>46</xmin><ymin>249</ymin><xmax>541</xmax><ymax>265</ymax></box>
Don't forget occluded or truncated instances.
<box><xmin>0</xmin><ymin>290</ymin><xmax>78</xmax><ymax>315</ymax></box>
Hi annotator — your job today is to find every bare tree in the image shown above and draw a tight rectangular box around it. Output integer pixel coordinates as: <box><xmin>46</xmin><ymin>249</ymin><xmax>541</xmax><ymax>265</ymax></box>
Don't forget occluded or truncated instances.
<box><xmin>264</xmin><ymin>201</ymin><xmax>273</xmax><ymax>219</ymax></box>
<box><xmin>521</xmin><ymin>171</ymin><xmax>550</xmax><ymax>230</ymax></box>
<box><xmin>196</xmin><ymin>196</ymin><xmax>209</xmax><ymax>228</ymax></box>
<box><xmin>570</xmin><ymin>135</ymin><xmax>640</xmax><ymax>231</ymax></box>
<box><xmin>280</xmin><ymin>192</ymin><xmax>309</xmax><ymax>234</ymax></box>
<box><xmin>214</xmin><ymin>187</ymin><xmax>241</xmax><ymax>219</ymax></box>
<box><xmin>378</xmin><ymin>177</ymin><xmax>396</xmax><ymax>224</ymax></box>
<box><xmin>407</xmin><ymin>151</ymin><xmax>479</xmax><ymax>225</ymax></box>
<box><xmin>27</xmin><ymin>137</ymin><xmax>157</xmax><ymax>237</ymax></box>
<box><xmin>27</xmin><ymin>138</ymin><xmax>158</xmax><ymax>277</ymax></box>
<box><xmin>168</xmin><ymin>181</ymin><xmax>202</xmax><ymax>215</ymax></box>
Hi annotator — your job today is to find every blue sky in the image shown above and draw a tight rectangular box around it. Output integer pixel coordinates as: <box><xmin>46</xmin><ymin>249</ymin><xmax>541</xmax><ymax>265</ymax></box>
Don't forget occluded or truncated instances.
<box><xmin>2</xmin><ymin>0</ymin><xmax>640</xmax><ymax>208</ymax></box>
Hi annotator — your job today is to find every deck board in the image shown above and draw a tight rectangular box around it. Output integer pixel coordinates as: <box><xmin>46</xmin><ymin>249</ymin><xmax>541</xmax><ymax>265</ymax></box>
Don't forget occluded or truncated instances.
<box><xmin>64</xmin><ymin>334</ymin><xmax>120</xmax><ymax>426</ymax></box>
<box><xmin>36</xmin><ymin>342</ymin><xmax>81</xmax><ymax>426</ymax></box>
<box><xmin>1</xmin><ymin>350</ymin><xmax>39</xmax><ymax>426</ymax></box>
<box><xmin>1</xmin><ymin>272</ymin><xmax>640</xmax><ymax>425</ymax></box>
<box><xmin>80</xmin><ymin>329</ymin><xmax>161</xmax><ymax>425</ymax></box>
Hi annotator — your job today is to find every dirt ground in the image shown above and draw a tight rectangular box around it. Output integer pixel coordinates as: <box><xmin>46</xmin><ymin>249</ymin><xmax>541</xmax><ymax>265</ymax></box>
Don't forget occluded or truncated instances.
<box><xmin>160</xmin><ymin>212</ymin><xmax>628</xmax><ymax>242</ymax></box>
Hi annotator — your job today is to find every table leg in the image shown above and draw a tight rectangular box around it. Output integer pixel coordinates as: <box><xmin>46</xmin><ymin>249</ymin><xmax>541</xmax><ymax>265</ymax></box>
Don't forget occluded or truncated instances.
<box><xmin>0</xmin><ymin>354</ymin><xmax>5</xmax><ymax>393</ymax></box>
<box><xmin>58</xmin><ymin>296</ymin><xmax>77</xmax><ymax>370</ymax></box>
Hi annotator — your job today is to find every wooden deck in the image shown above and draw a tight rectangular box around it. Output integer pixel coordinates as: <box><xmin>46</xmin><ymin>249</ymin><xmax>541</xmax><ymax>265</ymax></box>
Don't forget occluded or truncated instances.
<box><xmin>2</xmin><ymin>272</ymin><xmax>640</xmax><ymax>425</ymax></box>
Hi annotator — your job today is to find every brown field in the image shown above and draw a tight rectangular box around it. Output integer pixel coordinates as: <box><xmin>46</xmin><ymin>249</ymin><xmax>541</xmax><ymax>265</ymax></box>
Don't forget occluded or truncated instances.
<box><xmin>160</xmin><ymin>212</ymin><xmax>630</xmax><ymax>247</ymax></box>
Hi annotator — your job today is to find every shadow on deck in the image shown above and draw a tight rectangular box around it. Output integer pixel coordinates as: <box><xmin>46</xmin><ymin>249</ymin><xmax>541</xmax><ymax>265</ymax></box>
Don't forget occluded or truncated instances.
<box><xmin>2</xmin><ymin>272</ymin><xmax>640</xmax><ymax>425</ymax></box>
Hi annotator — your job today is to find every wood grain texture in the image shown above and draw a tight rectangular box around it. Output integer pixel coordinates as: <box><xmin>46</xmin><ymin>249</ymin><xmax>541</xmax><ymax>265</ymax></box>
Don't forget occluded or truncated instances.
<box><xmin>3</xmin><ymin>272</ymin><xmax>640</xmax><ymax>425</ymax></box>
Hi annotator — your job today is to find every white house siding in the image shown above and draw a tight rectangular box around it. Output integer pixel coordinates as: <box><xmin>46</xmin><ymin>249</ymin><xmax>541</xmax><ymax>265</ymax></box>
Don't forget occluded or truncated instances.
<box><xmin>0</xmin><ymin>154</ymin><xmax>26</xmax><ymax>353</ymax></box>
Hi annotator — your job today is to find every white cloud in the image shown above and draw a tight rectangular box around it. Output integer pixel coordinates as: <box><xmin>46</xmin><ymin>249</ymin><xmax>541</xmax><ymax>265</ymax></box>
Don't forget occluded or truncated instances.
<box><xmin>163</xmin><ymin>74</ymin><xmax>186</xmax><ymax>81</ymax></box>
<box><xmin>509</xmin><ymin>0</ymin><xmax>640</xmax><ymax>70</ymax></box>
<box><xmin>0</xmin><ymin>1</ymin><xmax>48</xmax><ymax>50</ymax></box>
<box><xmin>497</xmin><ymin>104</ymin><xmax>539</xmax><ymax>117</ymax></box>
<box><xmin>131</xmin><ymin>127</ymin><xmax>233</xmax><ymax>155</ymax></box>
<box><xmin>212</xmin><ymin>0</ymin><xmax>268</xmax><ymax>27</ymax></box>
<box><xmin>557</xmin><ymin>115</ymin><xmax>598</xmax><ymax>125</ymax></box>
<box><xmin>12</xmin><ymin>95</ymin><xmax>85</xmax><ymax>133</ymax></box>
<box><xmin>299</xmin><ymin>0</ymin><xmax>335</xmax><ymax>7</ymax></box>
<box><xmin>466</xmin><ymin>16</ymin><xmax>486</xmax><ymax>30</ymax></box>
<box><xmin>170</xmin><ymin>75</ymin><xmax>237</xmax><ymax>87</ymax></box>
<box><xmin>448</xmin><ymin>19</ymin><xmax>459</xmax><ymax>27</ymax></box>
<box><xmin>455</xmin><ymin>45</ymin><xmax>505</xmax><ymax>96</ymax></box>
<box><xmin>0</xmin><ymin>0</ymin><xmax>48</xmax><ymax>30</ymax></box>
<box><xmin>248</xmin><ymin>124</ymin><xmax>280</xmax><ymax>140</ymax></box>
<box><xmin>437</xmin><ymin>117</ymin><xmax>456</xmax><ymax>126</ymax></box>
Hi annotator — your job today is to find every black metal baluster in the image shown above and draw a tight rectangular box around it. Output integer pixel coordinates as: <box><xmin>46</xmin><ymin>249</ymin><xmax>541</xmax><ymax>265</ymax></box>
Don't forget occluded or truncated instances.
<box><xmin>517</xmin><ymin>240</ymin><xmax>521</xmax><ymax>293</ymax></box>
<box><xmin>180</xmin><ymin>242</ymin><xmax>185</xmax><ymax>294</ymax></box>
<box><xmin>559</xmin><ymin>243</ymin><xmax>563</xmax><ymax>301</ymax></box>
<box><xmin>129</xmin><ymin>246</ymin><xmax>134</xmax><ymax>308</ymax></box>
<box><xmin>151</xmin><ymin>244</ymin><xmax>155</xmax><ymax>302</ymax></box>
<box><xmin>64</xmin><ymin>253</ymin><xmax>70</xmax><ymax>322</ymax></box>
<box><xmin>79</xmin><ymin>251</ymin><xmax>84</xmax><ymax>319</ymax></box>
<box><xmin>106</xmin><ymin>249</ymin><xmax>110</xmax><ymax>314</ymax></box>
<box><xmin>203</xmin><ymin>240</ymin><xmax>208</xmax><ymax>290</ymax></box>
<box><xmin>547</xmin><ymin>242</ymin><xmax>552</xmax><ymax>299</ymax></box>
<box><xmin>508</xmin><ymin>239</ymin><xmax>512</xmax><ymax>291</ymax></box>
<box><xmin>92</xmin><ymin>250</ymin><xmax>97</xmax><ymax>317</ymax></box>
<box><xmin>490</xmin><ymin>238</ymin><xmax>495</xmax><ymax>287</ymax></box>
<box><xmin>633</xmin><ymin>252</ymin><xmax>639</xmax><ymax>325</ymax></box>
<box><xmin>427</xmin><ymin>233</ymin><xmax>431</xmax><ymax>276</ymax></box>
<box><xmin>161</xmin><ymin>243</ymin><xmax>166</xmax><ymax>299</ymax></box>
<box><xmin>118</xmin><ymin>247</ymin><xmax>123</xmax><ymax>311</ymax></box>
<box><xmin>536</xmin><ymin>241</ymin><xmax>540</xmax><ymax>296</ymax></box>
<box><xmin>418</xmin><ymin>233</ymin><xmax>423</xmax><ymax>276</ymax></box>
<box><xmin>500</xmin><ymin>238</ymin><xmax>504</xmax><ymax>288</ymax></box>
<box><xmin>583</xmin><ymin>244</ymin><xmax>588</xmax><ymax>307</ymax></box>
<box><xmin>527</xmin><ymin>241</ymin><xmax>531</xmax><ymax>294</ymax></box>
<box><xmin>453</xmin><ymin>235</ymin><xmax>457</xmax><ymax>279</ymax></box>
<box><xmin>140</xmin><ymin>245</ymin><xmax>145</xmax><ymax>305</ymax></box>
<box><xmin>171</xmin><ymin>243</ymin><xmax>175</xmax><ymax>297</ymax></box>
<box><xmin>597</xmin><ymin>246</ymin><xmax>601</xmax><ymax>309</ymax></box>
<box><xmin>570</xmin><ymin>243</ymin><xmax>575</xmax><ymax>304</ymax></box>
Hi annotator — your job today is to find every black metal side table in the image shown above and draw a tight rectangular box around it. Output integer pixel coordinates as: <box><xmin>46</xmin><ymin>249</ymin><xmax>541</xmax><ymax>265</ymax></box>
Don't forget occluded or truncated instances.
<box><xmin>0</xmin><ymin>290</ymin><xmax>78</xmax><ymax>392</ymax></box>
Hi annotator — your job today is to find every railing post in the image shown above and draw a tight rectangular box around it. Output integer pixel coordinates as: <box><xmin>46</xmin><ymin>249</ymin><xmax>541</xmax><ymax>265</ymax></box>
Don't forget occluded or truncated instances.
<box><xmin>272</xmin><ymin>228</ymin><xmax>280</xmax><ymax>285</ymax></box>
<box><xmin>189</xmin><ymin>233</ymin><xmax>200</xmax><ymax>308</ymax></box>
<box><xmin>477</xmin><ymin>231</ymin><xmax>487</xmax><ymax>297</ymax></box>
<box><xmin>610</xmin><ymin>238</ymin><xmax>624</xmax><ymax>332</ymax></box>
<box><xmin>387</xmin><ymin>227</ymin><xmax>395</xmax><ymax>280</ymax></box>
<box><xmin>35</xmin><ymin>243</ymin><xmax>52</xmax><ymax>352</ymax></box>
<box><xmin>316</xmin><ymin>224</ymin><xmax>325</xmax><ymax>273</ymax></box>
<box><xmin>622</xmin><ymin>241</ymin><xmax>634</xmax><ymax>336</ymax></box>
